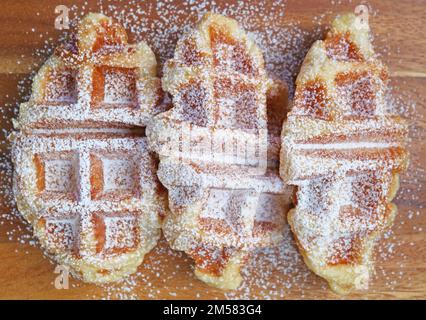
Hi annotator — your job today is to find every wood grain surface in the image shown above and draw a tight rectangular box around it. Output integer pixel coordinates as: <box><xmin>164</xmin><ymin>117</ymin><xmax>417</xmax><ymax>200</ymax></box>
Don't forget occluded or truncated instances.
<box><xmin>0</xmin><ymin>0</ymin><xmax>425</xmax><ymax>300</ymax></box>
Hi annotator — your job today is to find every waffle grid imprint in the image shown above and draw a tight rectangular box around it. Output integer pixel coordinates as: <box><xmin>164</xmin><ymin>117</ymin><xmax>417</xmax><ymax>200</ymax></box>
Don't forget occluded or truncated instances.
<box><xmin>12</xmin><ymin>13</ymin><xmax>166</xmax><ymax>283</ymax></box>
<box><xmin>147</xmin><ymin>13</ymin><xmax>291</xmax><ymax>290</ymax></box>
<box><xmin>280</xmin><ymin>13</ymin><xmax>409</xmax><ymax>294</ymax></box>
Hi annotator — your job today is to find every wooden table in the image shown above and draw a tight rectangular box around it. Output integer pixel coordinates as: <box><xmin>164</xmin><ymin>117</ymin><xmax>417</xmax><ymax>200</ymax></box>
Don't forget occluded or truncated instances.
<box><xmin>0</xmin><ymin>0</ymin><xmax>425</xmax><ymax>300</ymax></box>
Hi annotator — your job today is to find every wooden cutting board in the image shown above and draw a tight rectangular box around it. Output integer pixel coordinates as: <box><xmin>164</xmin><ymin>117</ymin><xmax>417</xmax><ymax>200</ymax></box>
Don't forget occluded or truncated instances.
<box><xmin>0</xmin><ymin>0</ymin><xmax>425</xmax><ymax>300</ymax></box>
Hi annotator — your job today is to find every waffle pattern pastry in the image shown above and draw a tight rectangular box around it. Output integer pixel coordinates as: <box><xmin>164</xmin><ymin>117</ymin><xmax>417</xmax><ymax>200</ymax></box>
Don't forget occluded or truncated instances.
<box><xmin>12</xmin><ymin>13</ymin><xmax>166</xmax><ymax>283</ymax></box>
<box><xmin>147</xmin><ymin>13</ymin><xmax>290</xmax><ymax>289</ymax></box>
<box><xmin>280</xmin><ymin>13</ymin><xmax>409</xmax><ymax>294</ymax></box>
